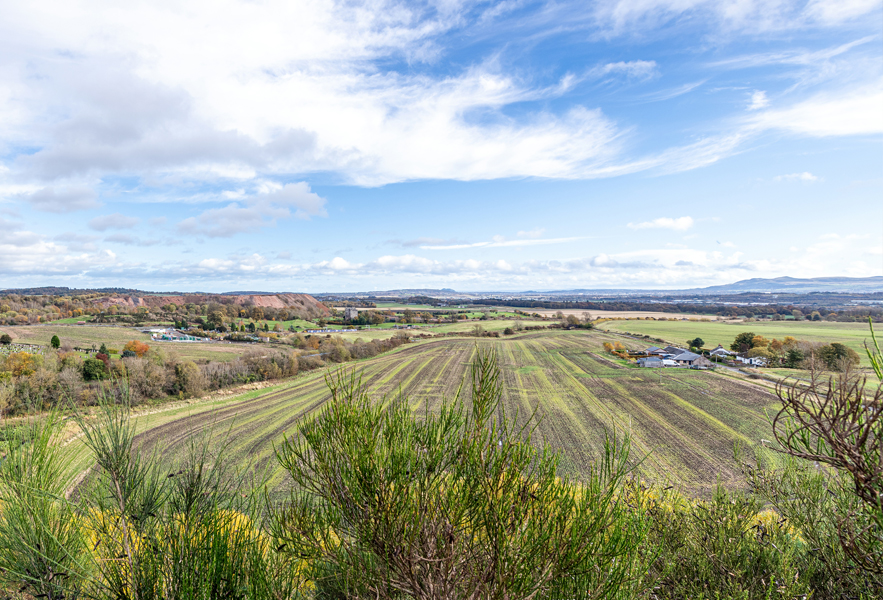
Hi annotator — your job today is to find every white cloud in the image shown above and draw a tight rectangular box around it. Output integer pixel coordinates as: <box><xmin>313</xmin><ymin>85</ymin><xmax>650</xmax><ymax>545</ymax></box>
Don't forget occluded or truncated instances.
<box><xmin>627</xmin><ymin>216</ymin><xmax>694</xmax><ymax>231</ymax></box>
<box><xmin>517</xmin><ymin>228</ymin><xmax>545</xmax><ymax>239</ymax></box>
<box><xmin>0</xmin><ymin>3</ymin><xmax>631</xmax><ymax>187</ymax></box>
<box><xmin>178</xmin><ymin>182</ymin><xmax>327</xmax><ymax>237</ymax></box>
<box><xmin>805</xmin><ymin>0</ymin><xmax>881</xmax><ymax>24</ymax></box>
<box><xmin>593</xmin><ymin>60</ymin><xmax>658</xmax><ymax>79</ymax></box>
<box><xmin>774</xmin><ymin>172</ymin><xmax>820</xmax><ymax>182</ymax></box>
<box><xmin>24</xmin><ymin>186</ymin><xmax>100</xmax><ymax>213</ymax></box>
<box><xmin>593</xmin><ymin>0</ymin><xmax>881</xmax><ymax>33</ymax></box>
<box><xmin>420</xmin><ymin>236</ymin><xmax>584</xmax><ymax>250</ymax></box>
<box><xmin>749</xmin><ymin>86</ymin><xmax>883</xmax><ymax>137</ymax></box>
<box><xmin>748</xmin><ymin>90</ymin><xmax>769</xmax><ymax>110</ymax></box>
<box><xmin>89</xmin><ymin>213</ymin><xmax>140</xmax><ymax>231</ymax></box>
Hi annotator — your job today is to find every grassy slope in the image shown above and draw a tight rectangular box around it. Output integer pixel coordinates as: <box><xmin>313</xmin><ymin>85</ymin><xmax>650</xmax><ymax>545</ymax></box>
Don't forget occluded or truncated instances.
<box><xmin>122</xmin><ymin>330</ymin><xmax>778</xmax><ymax>497</ymax></box>
<box><xmin>598</xmin><ymin>319</ymin><xmax>874</xmax><ymax>363</ymax></box>
<box><xmin>0</xmin><ymin>325</ymin><xmax>256</xmax><ymax>363</ymax></box>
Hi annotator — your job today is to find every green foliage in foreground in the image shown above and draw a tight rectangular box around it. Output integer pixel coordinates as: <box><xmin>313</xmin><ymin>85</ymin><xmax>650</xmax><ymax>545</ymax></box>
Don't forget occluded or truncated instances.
<box><xmin>272</xmin><ymin>351</ymin><xmax>650</xmax><ymax>599</ymax></box>
<box><xmin>0</xmin><ymin>345</ymin><xmax>881</xmax><ymax>598</ymax></box>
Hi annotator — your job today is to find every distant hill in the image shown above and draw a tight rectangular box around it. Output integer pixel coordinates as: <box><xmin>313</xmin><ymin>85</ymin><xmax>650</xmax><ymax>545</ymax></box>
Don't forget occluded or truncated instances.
<box><xmin>695</xmin><ymin>276</ymin><xmax>883</xmax><ymax>293</ymax></box>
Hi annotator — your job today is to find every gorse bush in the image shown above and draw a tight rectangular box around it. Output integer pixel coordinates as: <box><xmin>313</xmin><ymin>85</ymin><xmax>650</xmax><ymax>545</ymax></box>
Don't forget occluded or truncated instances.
<box><xmin>271</xmin><ymin>350</ymin><xmax>651</xmax><ymax>599</ymax></box>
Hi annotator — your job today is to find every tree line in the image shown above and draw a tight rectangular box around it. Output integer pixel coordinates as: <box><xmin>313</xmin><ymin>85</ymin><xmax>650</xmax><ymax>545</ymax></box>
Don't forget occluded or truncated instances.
<box><xmin>0</xmin><ymin>333</ymin><xmax>410</xmax><ymax>415</ymax></box>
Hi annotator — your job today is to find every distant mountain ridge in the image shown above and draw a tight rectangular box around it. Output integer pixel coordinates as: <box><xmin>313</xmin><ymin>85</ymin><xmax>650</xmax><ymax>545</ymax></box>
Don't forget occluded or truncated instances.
<box><xmin>691</xmin><ymin>276</ymin><xmax>883</xmax><ymax>293</ymax></box>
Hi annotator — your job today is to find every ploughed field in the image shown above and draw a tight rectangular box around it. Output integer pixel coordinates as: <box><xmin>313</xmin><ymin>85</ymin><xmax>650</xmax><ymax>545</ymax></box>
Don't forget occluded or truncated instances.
<box><xmin>127</xmin><ymin>330</ymin><xmax>779</xmax><ymax>496</ymax></box>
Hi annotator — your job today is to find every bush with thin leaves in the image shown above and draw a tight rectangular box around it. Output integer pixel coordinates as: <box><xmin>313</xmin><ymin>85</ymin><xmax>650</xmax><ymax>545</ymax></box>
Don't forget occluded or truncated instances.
<box><xmin>73</xmin><ymin>395</ymin><xmax>304</xmax><ymax>599</ymax></box>
<box><xmin>0</xmin><ymin>413</ymin><xmax>89</xmax><ymax>599</ymax></box>
<box><xmin>641</xmin><ymin>482</ymin><xmax>810</xmax><ymax>599</ymax></box>
<box><xmin>271</xmin><ymin>349</ymin><xmax>651</xmax><ymax>600</ymax></box>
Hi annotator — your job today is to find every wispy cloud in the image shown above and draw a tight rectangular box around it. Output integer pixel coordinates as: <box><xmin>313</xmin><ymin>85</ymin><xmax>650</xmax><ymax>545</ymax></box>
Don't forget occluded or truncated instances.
<box><xmin>627</xmin><ymin>217</ymin><xmax>694</xmax><ymax>231</ymax></box>
<box><xmin>774</xmin><ymin>172</ymin><xmax>820</xmax><ymax>182</ymax></box>
<box><xmin>748</xmin><ymin>90</ymin><xmax>769</xmax><ymax>110</ymax></box>
<box><xmin>420</xmin><ymin>236</ymin><xmax>584</xmax><ymax>250</ymax></box>
<box><xmin>748</xmin><ymin>86</ymin><xmax>883</xmax><ymax>136</ymax></box>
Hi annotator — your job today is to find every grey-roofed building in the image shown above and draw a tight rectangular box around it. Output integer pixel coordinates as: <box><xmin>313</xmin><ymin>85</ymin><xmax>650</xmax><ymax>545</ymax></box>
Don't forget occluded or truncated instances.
<box><xmin>644</xmin><ymin>346</ymin><xmax>664</xmax><ymax>355</ymax></box>
<box><xmin>662</xmin><ymin>345</ymin><xmax>685</xmax><ymax>355</ymax></box>
<box><xmin>709</xmin><ymin>344</ymin><xmax>734</xmax><ymax>357</ymax></box>
<box><xmin>637</xmin><ymin>356</ymin><xmax>663</xmax><ymax>368</ymax></box>
<box><xmin>673</xmin><ymin>351</ymin><xmax>706</xmax><ymax>366</ymax></box>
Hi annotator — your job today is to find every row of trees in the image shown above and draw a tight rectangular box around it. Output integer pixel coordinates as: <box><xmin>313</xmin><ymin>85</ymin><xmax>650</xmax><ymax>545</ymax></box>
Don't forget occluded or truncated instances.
<box><xmin>0</xmin><ymin>333</ymin><xmax>410</xmax><ymax>415</ymax></box>
<box><xmin>729</xmin><ymin>331</ymin><xmax>861</xmax><ymax>370</ymax></box>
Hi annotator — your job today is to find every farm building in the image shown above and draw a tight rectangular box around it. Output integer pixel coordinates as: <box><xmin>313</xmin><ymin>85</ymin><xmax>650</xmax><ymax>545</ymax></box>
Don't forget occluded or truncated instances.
<box><xmin>637</xmin><ymin>356</ymin><xmax>663</xmax><ymax>368</ymax></box>
<box><xmin>672</xmin><ymin>352</ymin><xmax>713</xmax><ymax>367</ymax></box>
<box><xmin>736</xmin><ymin>355</ymin><xmax>768</xmax><ymax>367</ymax></box>
<box><xmin>344</xmin><ymin>307</ymin><xmax>359</xmax><ymax>321</ymax></box>
<box><xmin>643</xmin><ymin>346</ymin><xmax>664</xmax><ymax>355</ymax></box>
<box><xmin>709</xmin><ymin>344</ymin><xmax>735</xmax><ymax>357</ymax></box>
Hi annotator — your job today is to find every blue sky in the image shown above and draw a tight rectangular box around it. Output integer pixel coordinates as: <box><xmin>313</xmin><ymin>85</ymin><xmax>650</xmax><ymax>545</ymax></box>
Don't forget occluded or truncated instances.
<box><xmin>1</xmin><ymin>0</ymin><xmax>881</xmax><ymax>292</ymax></box>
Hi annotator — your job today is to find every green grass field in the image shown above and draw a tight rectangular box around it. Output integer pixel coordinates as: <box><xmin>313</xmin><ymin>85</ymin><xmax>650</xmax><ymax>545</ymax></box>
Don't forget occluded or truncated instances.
<box><xmin>329</xmin><ymin>318</ymin><xmax>524</xmax><ymax>342</ymax></box>
<box><xmin>598</xmin><ymin>319</ymin><xmax>877</xmax><ymax>363</ymax></box>
<box><xmin>105</xmin><ymin>330</ymin><xmax>779</xmax><ymax>497</ymax></box>
<box><xmin>234</xmin><ymin>318</ymin><xmax>318</xmax><ymax>331</ymax></box>
<box><xmin>0</xmin><ymin>324</ymin><xmax>257</xmax><ymax>363</ymax></box>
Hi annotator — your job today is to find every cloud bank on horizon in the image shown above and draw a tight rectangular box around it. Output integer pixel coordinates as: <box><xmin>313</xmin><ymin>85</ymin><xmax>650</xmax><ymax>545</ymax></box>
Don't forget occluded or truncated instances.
<box><xmin>0</xmin><ymin>0</ymin><xmax>880</xmax><ymax>291</ymax></box>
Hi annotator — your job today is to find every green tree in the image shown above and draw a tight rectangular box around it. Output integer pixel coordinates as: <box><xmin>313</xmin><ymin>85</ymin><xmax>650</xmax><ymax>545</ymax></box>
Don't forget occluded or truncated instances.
<box><xmin>817</xmin><ymin>342</ymin><xmax>861</xmax><ymax>371</ymax></box>
<box><xmin>272</xmin><ymin>351</ymin><xmax>650</xmax><ymax>599</ymax></box>
<box><xmin>688</xmin><ymin>337</ymin><xmax>704</xmax><ymax>350</ymax></box>
<box><xmin>50</xmin><ymin>335</ymin><xmax>60</xmax><ymax>349</ymax></box>
<box><xmin>730</xmin><ymin>332</ymin><xmax>756</xmax><ymax>352</ymax></box>
<box><xmin>98</xmin><ymin>343</ymin><xmax>108</xmax><ymax>355</ymax></box>
<box><xmin>82</xmin><ymin>357</ymin><xmax>108</xmax><ymax>381</ymax></box>
<box><xmin>0</xmin><ymin>334</ymin><xmax>11</xmax><ymax>345</ymax></box>
<box><xmin>783</xmin><ymin>348</ymin><xmax>804</xmax><ymax>368</ymax></box>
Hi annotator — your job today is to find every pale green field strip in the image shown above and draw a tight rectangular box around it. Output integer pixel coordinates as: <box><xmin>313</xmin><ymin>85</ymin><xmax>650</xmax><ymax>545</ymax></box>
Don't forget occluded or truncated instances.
<box><xmin>599</xmin><ymin>319</ymin><xmax>876</xmax><ymax>364</ymax></box>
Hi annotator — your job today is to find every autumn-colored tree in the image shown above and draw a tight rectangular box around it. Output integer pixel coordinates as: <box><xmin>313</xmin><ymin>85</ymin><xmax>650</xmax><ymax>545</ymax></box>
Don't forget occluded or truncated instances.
<box><xmin>751</xmin><ymin>335</ymin><xmax>770</xmax><ymax>348</ymax></box>
<box><xmin>3</xmin><ymin>352</ymin><xmax>41</xmax><ymax>377</ymax></box>
<box><xmin>123</xmin><ymin>340</ymin><xmax>150</xmax><ymax>357</ymax></box>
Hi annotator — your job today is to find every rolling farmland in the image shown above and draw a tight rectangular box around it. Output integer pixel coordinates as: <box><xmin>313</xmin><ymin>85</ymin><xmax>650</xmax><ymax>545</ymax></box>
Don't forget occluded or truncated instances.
<box><xmin>127</xmin><ymin>330</ymin><xmax>780</xmax><ymax>496</ymax></box>
<box><xmin>598</xmin><ymin>319</ymin><xmax>877</xmax><ymax>363</ymax></box>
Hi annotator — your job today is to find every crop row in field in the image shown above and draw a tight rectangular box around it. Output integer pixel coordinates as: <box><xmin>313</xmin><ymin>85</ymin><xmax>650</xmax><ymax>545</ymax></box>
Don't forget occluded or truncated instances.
<box><xmin>598</xmin><ymin>319</ymin><xmax>876</xmax><ymax>363</ymax></box>
<box><xmin>128</xmin><ymin>330</ymin><xmax>779</xmax><ymax>496</ymax></box>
